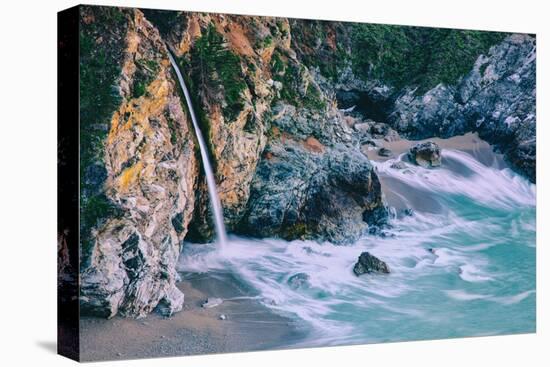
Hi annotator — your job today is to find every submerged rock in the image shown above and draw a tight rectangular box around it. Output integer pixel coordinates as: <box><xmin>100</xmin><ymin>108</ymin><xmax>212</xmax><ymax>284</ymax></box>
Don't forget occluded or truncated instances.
<box><xmin>390</xmin><ymin>161</ymin><xmax>408</xmax><ymax>170</ymax></box>
<box><xmin>353</xmin><ymin>252</ymin><xmax>390</xmax><ymax>276</ymax></box>
<box><xmin>408</xmin><ymin>142</ymin><xmax>441</xmax><ymax>168</ymax></box>
<box><xmin>378</xmin><ymin>147</ymin><xmax>393</xmax><ymax>157</ymax></box>
<box><xmin>402</xmin><ymin>208</ymin><xmax>415</xmax><ymax>217</ymax></box>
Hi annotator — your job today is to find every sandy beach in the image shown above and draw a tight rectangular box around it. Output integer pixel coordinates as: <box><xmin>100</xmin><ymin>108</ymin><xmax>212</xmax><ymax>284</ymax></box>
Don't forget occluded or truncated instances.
<box><xmin>80</xmin><ymin>272</ymin><xmax>307</xmax><ymax>361</ymax></box>
<box><xmin>364</xmin><ymin>132</ymin><xmax>506</xmax><ymax>167</ymax></box>
<box><xmin>365</xmin><ymin>132</ymin><xmax>507</xmax><ymax>213</ymax></box>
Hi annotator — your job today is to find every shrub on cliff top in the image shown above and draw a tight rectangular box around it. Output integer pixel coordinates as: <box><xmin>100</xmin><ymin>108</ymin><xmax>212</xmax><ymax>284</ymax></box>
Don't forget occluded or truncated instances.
<box><xmin>351</xmin><ymin>25</ymin><xmax>507</xmax><ymax>93</ymax></box>
<box><xmin>190</xmin><ymin>23</ymin><xmax>247</xmax><ymax>122</ymax></box>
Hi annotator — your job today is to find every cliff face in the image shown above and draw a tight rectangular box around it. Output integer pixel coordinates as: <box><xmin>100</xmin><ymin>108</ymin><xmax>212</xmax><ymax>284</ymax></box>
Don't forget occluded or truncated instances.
<box><xmin>79</xmin><ymin>7</ymin><xmax>386</xmax><ymax>317</ymax></box>
<box><xmin>163</xmin><ymin>13</ymin><xmax>280</xmax><ymax>241</ymax></box>
<box><xmin>289</xmin><ymin>22</ymin><xmax>536</xmax><ymax>181</ymax></box>
<box><xmin>149</xmin><ymin>11</ymin><xmax>386</xmax><ymax>243</ymax></box>
<box><xmin>77</xmin><ymin>6</ymin><xmax>535</xmax><ymax>318</ymax></box>
<box><xmin>79</xmin><ymin>8</ymin><xmax>197</xmax><ymax>318</ymax></box>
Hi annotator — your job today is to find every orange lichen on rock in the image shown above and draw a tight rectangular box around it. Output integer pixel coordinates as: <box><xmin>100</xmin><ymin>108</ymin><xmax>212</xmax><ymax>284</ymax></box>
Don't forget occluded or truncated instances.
<box><xmin>303</xmin><ymin>136</ymin><xmax>325</xmax><ymax>153</ymax></box>
<box><xmin>118</xmin><ymin>161</ymin><xmax>143</xmax><ymax>192</ymax></box>
<box><xmin>223</xmin><ymin>22</ymin><xmax>255</xmax><ymax>57</ymax></box>
<box><xmin>107</xmin><ymin>75</ymin><xmax>170</xmax><ymax>146</ymax></box>
<box><xmin>177</xmin><ymin>16</ymin><xmax>202</xmax><ymax>55</ymax></box>
<box><xmin>326</xmin><ymin>27</ymin><xmax>337</xmax><ymax>51</ymax></box>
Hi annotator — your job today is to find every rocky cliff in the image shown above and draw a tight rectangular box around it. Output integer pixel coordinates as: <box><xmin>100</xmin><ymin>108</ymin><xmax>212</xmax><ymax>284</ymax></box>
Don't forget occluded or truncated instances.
<box><xmin>292</xmin><ymin>22</ymin><xmax>535</xmax><ymax>181</ymax></box>
<box><xmin>77</xmin><ymin>6</ymin><xmax>535</xmax><ymax>318</ymax></box>
<box><xmin>79</xmin><ymin>8</ymin><xmax>197</xmax><ymax>318</ymax></box>
<box><xmin>389</xmin><ymin>34</ymin><xmax>536</xmax><ymax>181</ymax></box>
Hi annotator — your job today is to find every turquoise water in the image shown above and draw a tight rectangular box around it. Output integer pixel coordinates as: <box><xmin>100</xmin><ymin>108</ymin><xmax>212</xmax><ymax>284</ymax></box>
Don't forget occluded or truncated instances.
<box><xmin>178</xmin><ymin>148</ymin><xmax>536</xmax><ymax>346</ymax></box>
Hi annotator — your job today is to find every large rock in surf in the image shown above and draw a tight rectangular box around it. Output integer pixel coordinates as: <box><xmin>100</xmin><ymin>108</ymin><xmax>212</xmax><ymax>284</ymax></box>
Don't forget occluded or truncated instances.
<box><xmin>353</xmin><ymin>252</ymin><xmax>390</xmax><ymax>276</ymax></box>
<box><xmin>408</xmin><ymin>141</ymin><xmax>441</xmax><ymax>168</ymax></box>
<box><xmin>240</xmin><ymin>132</ymin><xmax>385</xmax><ymax>244</ymax></box>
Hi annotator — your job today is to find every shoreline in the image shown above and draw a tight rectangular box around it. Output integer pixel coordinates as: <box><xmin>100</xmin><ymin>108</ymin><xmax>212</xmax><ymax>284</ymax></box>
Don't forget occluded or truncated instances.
<box><xmin>79</xmin><ymin>132</ymin><xmax>530</xmax><ymax>362</ymax></box>
<box><xmin>79</xmin><ymin>272</ymin><xmax>308</xmax><ymax>361</ymax></box>
<box><xmin>365</xmin><ymin>132</ymin><xmax>513</xmax><ymax>214</ymax></box>
<box><xmin>364</xmin><ymin>131</ymin><xmax>506</xmax><ymax>168</ymax></box>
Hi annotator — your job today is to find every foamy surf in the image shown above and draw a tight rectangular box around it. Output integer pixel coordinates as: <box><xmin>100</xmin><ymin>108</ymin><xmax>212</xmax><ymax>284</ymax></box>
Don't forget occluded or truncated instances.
<box><xmin>177</xmin><ymin>144</ymin><xmax>536</xmax><ymax>346</ymax></box>
<box><xmin>372</xmin><ymin>149</ymin><xmax>536</xmax><ymax>210</ymax></box>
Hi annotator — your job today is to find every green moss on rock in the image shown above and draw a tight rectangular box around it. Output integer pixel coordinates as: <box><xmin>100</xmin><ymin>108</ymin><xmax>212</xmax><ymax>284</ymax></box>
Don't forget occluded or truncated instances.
<box><xmin>350</xmin><ymin>25</ymin><xmax>507</xmax><ymax>93</ymax></box>
<box><xmin>273</xmin><ymin>57</ymin><xmax>326</xmax><ymax>112</ymax></box>
<box><xmin>79</xmin><ymin>6</ymin><xmax>128</xmax><ymax>264</ymax></box>
<box><xmin>190</xmin><ymin>23</ymin><xmax>247</xmax><ymax>122</ymax></box>
<box><xmin>131</xmin><ymin>59</ymin><xmax>160</xmax><ymax>99</ymax></box>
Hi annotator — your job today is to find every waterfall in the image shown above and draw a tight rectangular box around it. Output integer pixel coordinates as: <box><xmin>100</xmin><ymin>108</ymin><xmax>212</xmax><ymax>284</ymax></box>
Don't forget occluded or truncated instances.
<box><xmin>166</xmin><ymin>47</ymin><xmax>228</xmax><ymax>247</ymax></box>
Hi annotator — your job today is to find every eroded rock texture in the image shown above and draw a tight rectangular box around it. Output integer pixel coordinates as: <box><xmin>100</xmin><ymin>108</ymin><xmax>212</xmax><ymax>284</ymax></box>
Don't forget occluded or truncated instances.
<box><xmin>240</xmin><ymin>102</ymin><xmax>384</xmax><ymax>244</ymax></box>
<box><xmin>153</xmin><ymin>12</ymin><xmax>387</xmax><ymax>243</ymax></box>
<box><xmin>80</xmin><ymin>8</ymin><xmax>197</xmax><ymax>318</ymax></box>
<box><xmin>77</xmin><ymin>6</ymin><xmax>535</xmax><ymax>318</ymax></box>
<box><xmin>389</xmin><ymin>34</ymin><xmax>536</xmax><ymax>181</ymax></box>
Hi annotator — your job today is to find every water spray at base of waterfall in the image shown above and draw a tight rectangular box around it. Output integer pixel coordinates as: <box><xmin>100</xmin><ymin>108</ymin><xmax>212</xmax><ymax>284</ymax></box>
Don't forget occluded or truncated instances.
<box><xmin>167</xmin><ymin>46</ymin><xmax>228</xmax><ymax>248</ymax></box>
<box><xmin>176</xmin><ymin>146</ymin><xmax>535</xmax><ymax>346</ymax></box>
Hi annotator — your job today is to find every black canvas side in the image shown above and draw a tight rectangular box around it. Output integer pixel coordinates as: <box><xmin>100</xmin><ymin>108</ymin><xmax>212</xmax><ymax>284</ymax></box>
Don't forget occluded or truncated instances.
<box><xmin>57</xmin><ymin>4</ymin><xmax>80</xmax><ymax>362</ymax></box>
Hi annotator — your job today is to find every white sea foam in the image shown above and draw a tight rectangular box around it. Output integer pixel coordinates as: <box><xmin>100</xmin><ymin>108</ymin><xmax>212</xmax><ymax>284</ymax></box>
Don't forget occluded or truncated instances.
<box><xmin>458</xmin><ymin>264</ymin><xmax>494</xmax><ymax>282</ymax></box>
<box><xmin>373</xmin><ymin>150</ymin><xmax>536</xmax><ymax>210</ymax></box>
<box><xmin>491</xmin><ymin>290</ymin><xmax>536</xmax><ymax>305</ymax></box>
<box><xmin>445</xmin><ymin>290</ymin><xmax>490</xmax><ymax>301</ymax></box>
<box><xmin>176</xmin><ymin>146</ymin><xmax>536</xmax><ymax>344</ymax></box>
<box><xmin>445</xmin><ymin>289</ymin><xmax>535</xmax><ymax>305</ymax></box>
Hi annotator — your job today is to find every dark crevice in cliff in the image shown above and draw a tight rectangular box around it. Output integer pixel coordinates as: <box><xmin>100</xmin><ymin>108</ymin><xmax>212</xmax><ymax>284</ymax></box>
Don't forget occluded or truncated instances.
<box><xmin>335</xmin><ymin>89</ymin><xmax>392</xmax><ymax>122</ymax></box>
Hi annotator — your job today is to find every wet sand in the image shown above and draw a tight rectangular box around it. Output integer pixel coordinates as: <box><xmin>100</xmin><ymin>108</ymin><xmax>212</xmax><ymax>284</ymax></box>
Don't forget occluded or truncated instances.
<box><xmin>365</xmin><ymin>132</ymin><xmax>506</xmax><ymax>168</ymax></box>
<box><xmin>80</xmin><ymin>272</ymin><xmax>307</xmax><ymax>361</ymax></box>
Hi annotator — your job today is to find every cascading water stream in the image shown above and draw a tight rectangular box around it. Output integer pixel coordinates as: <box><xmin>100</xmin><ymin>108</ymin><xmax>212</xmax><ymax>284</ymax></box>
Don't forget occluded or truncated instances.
<box><xmin>166</xmin><ymin>46</ymin><xmax>228</xmax><ymax>247</ymax></box>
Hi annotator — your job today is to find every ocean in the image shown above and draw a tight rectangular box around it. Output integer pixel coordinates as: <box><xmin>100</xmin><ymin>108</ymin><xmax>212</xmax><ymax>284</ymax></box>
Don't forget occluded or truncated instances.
<box><xmin>177</xmin><ymin>147</ymin><xmax>536</xmax><ymax>347</ymax></box>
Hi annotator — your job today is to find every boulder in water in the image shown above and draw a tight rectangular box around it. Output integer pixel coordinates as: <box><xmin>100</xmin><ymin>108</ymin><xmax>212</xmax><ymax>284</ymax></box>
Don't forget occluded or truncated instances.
<box><xmin>402</xmin><ymin>208</ymin><xmax>414</xmax><ymax>217</ymax></box>
<box><xmin>408</xmin><ymin>142</ymin><xmax>441</xmax><ymax>168</ymax></box>
<box><xmin>240</xmin><ymin>141</ymin><xmax>385</xmax><ymax>244</ymax></box>
<box><xmin>378</xmin><ymin>147</ymin><xmax>393</xmax><ymax>157</ymax></box>
<box><xmin>353</xmin><ymin>252</ymin><xmax>390</xmax><ymax>276</ymax></box>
